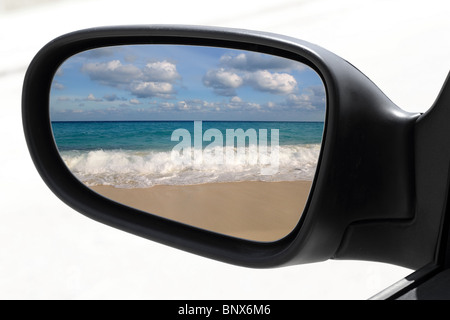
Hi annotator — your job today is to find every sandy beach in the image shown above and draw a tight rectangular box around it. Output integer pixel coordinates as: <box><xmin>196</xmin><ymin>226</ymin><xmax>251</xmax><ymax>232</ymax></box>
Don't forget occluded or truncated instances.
<box><xmin>91</xmin><ymin>180</ymin><xmax>312</xmax><ymax>242</ymax></box>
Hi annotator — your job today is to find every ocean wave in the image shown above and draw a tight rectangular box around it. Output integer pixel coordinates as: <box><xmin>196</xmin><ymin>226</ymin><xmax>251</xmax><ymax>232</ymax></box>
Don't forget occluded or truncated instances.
<box><xmin>60</xmin><ymin>144</ymin><xmax>321</xmax><ymax>188</ymax></box>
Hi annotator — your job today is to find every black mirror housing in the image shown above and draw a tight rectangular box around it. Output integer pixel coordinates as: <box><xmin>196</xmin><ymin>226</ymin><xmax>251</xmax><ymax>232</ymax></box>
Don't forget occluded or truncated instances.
<box><xmin>22</xmin><ymin>25</ymin><xmax>450</xmax><ymax>270</ymax></box>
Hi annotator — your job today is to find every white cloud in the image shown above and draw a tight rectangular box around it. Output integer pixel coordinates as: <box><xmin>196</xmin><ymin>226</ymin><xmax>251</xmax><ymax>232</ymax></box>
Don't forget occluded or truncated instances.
<box><xmin>203</xmin><ymin>68</ymin><xmax>243</xmax><ymax>96</ymax></box>
<box><xmin>219</xmin><ymin>52</ymin><xmax>304</xmax><ymax>72</ymax></box>
<box><xmin>227</xmin><ymin>99</ymin><xmax>262</xmax><ymax>111</ymax></box>
<box><xmin>203</xmin><ymin>54</ymin><xmax>300</xmax><ymax>97</ymax></box>
<box><xmin>82</xmin><ymin>60</ymin><xmax>142</xmax><ymax>87</ymax></box>
<box><xmin>231</xmin><ymin>96</ymin><xmax>242</xmax><ymax>103</ymax></box>
<box><xmin>246</xmin><ymin>70</ymin><xmax>297</xmax><ymax>94</ymax></box>
<box><xmin>220</xmin><ymin>53</ymin><xmax>246</xmax><ymax>68</ymax></box>
<box><xmin>285</xmin><ymin>94</ymin><xmax>314</xmax><ymax>109</ymax></box>
<box><xmin>177</xmin><ymin>101</ymin><xmax>190</xmax><ymax>110</ymax></box>
<box><xmin>160</xmin><ymin>102</ymin><xmax>175</xmax><ymax>110</ymax></box>
<box><xmin>86</xmin><ymin>93</ymin><xmax>102</xmax><ymax>102</ymax></box>
<box><xmin>82</xmin><ymin>59</ymin><xmax>180</xmax><ymax>99</ymax></box>
<box><xmin>52</xmin><ymin>82</ymin><xmax>65</xmax><ymax>90</ymax></box>
<box><xmin>143</xmin><ymin>61</ymin><xmax>180</xmax><ymax>82</ymax></box>
<box><xmin>283</xmin><ymin>85</ymin><xmax>326</xmax><ymax>110</ymax></box>
<box><xmin>129</xmin><ymin>98</ymin><xmax>141</xmax><ymax>105</ymax></box>
<box><xmin>130</xmin><ymin>81</ymin><xmax>174</xmax><ymax>98</ymax></box>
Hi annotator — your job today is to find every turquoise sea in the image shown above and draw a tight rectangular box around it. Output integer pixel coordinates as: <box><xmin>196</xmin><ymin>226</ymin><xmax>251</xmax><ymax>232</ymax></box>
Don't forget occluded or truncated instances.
<box><xmin>51</xmin><ymin>121</ymin><xmax>324</xmax><ymax>188</ymax></box>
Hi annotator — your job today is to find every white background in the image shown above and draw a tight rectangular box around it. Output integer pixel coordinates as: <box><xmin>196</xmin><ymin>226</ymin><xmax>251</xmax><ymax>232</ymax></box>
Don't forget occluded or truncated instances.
<box><xmin>1</xmin><ymin>0</ymin><xmax>449</xmax><ymax>300</ymax></box>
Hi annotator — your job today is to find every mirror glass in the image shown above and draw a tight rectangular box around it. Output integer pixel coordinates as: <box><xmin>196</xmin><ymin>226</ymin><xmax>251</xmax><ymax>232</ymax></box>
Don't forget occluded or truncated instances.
<box><xmin>50</xmin><ymin>44</ymin><xmax>326</xmax><ymax>242</ymax></box>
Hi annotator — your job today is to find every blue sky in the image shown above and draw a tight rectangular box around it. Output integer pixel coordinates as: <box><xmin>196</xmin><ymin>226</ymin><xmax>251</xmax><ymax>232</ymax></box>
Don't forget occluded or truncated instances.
<box><xmin>50</xmin><ymin>45</ymin><xmax>326</xmax><ymax>121</ymax></box>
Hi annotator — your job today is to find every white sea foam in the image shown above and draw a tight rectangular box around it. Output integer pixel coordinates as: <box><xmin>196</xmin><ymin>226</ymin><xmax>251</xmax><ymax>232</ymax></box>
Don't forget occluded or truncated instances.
<box><xmin>61</xmin><ymin>144</ymin><xmax>321</xmax><ymax>188</ymax></box>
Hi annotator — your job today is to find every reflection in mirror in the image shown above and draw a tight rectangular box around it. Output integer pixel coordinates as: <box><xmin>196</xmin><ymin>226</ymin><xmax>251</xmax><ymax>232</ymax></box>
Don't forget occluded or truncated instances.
<box><xmin>50</xmin><ymin>44</ymin><xmax>326</xmax><ymax>242</ymax></box>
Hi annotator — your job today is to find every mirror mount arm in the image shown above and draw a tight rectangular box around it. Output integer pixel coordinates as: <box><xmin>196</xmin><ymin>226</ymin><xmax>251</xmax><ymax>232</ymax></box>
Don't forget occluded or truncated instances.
<box><xmin>334</xmin><ymin>72</ymin><xmax>450</xmax><ymax>270</ymax></box>
<box><xmin>415</xmin><ymin>72</ymin><xmax>450</xmax><ymax>268</ymax></box>
<box><xmin>369</xmin><ymin>73</ymin><xmax>450</xmax><ymax>299</ymax></box>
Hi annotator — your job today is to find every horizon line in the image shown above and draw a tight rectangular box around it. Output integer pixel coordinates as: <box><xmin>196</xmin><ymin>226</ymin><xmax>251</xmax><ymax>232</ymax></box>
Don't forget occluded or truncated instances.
<box><xmin>51</xmin><ymin>120</ymin><xmax>325</xmax><ymax>123</ymax></box>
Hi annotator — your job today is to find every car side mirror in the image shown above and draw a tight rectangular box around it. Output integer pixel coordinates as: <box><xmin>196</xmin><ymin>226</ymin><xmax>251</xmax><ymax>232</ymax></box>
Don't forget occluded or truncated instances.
<box><xmin>22</xmin><ymin>25</ymin><xmax>450</xmax><ymax>271</ymax></box>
